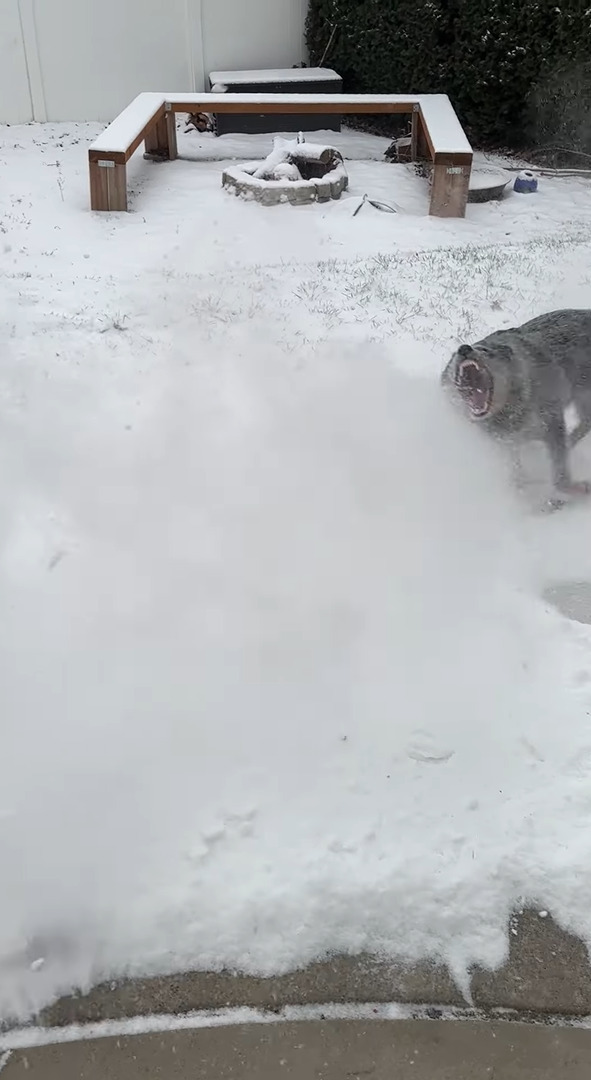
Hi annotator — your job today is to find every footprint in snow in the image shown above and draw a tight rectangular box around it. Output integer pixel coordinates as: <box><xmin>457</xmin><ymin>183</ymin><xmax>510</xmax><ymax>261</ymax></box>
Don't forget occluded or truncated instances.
<box><xmin>406</xmin><ymin>731</ymin><xmax>454</xmax><ymax>764</ymax></box>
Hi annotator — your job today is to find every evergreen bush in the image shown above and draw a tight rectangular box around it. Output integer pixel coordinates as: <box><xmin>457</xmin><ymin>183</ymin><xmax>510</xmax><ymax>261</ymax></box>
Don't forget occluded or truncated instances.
<box><xmin>305</xmin><ymin>0</ymin><xmax>591</xmax><ymax>147</ymax></box>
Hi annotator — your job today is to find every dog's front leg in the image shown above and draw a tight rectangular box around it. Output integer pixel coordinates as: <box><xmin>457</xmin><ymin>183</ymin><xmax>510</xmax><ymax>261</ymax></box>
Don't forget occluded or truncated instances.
<box><xmin>567</xmin><ymin>401</ymin><xmax>591</xmax><ymax>450</ymax></box>
<box><xmin>509</xmin><ymin>441</ymin><xmax>528</xmax><ymax>492</ymax></box>
<box><xmin>542</xmin><ymin>404</ymin><xmax>591</xmax><ymax>496</ymax></box>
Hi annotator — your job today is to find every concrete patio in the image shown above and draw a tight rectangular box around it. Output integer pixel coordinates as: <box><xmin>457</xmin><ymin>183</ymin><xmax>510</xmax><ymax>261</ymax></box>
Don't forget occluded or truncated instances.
<box><xmin>3</xmin><ymin>1018</ymin><xmax>591</xmax><ymax>1079</ymax></box>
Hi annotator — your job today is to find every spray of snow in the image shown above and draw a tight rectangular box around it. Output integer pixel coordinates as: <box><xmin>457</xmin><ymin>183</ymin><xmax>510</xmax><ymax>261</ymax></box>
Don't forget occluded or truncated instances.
<box><xmin>2</xmin><ymin>122</ymin><xmax>591</xmax><ymax>1021</ymax></box>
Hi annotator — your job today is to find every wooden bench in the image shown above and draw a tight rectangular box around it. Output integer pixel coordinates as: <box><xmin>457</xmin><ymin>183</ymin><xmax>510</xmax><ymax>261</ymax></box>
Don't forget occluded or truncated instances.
<box><xmin>88</xmin><ymin>92</ymin><xmax>473</xmax><ymax>218</ymax></box>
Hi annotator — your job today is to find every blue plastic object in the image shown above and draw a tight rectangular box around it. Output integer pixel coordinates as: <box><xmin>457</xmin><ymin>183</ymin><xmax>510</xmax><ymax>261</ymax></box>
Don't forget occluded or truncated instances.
<box><xmin>513</xmin><ymin>170</ymin><xmax>538</xmax><ymax>194</ymax></box>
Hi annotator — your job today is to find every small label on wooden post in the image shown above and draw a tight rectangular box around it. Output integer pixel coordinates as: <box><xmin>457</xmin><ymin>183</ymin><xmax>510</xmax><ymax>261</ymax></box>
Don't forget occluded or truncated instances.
<box><xmin>446</xmin><ymin>166</ymin><xmax>464</xmax><ymax>174</ymax></box>
<box><xmin>98</xmin><ymin>160</ymin><xmax>115</xmax><ymax>169</ymax></box>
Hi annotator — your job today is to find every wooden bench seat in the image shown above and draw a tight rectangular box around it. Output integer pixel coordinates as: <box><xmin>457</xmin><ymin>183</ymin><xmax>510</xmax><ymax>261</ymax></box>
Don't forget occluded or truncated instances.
<box><xmin>88</xmin><ymin>91</ymin><xmax>473</xmax><ymax>217</ymax></box>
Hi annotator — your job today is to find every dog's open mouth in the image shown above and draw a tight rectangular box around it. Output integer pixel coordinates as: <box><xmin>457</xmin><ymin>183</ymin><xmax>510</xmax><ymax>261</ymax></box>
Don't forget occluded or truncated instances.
<box><xmin>456</xmin><ymin>358</ymin><xmax>493</xmax><ymax>417</ymax></box>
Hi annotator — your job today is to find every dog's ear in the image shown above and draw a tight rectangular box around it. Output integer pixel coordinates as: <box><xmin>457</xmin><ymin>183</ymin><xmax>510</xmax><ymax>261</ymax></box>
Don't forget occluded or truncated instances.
<box><xmin>457</xmin><ymin>344</ymin><xmax>474</xmax><ymax>359</ymax></box>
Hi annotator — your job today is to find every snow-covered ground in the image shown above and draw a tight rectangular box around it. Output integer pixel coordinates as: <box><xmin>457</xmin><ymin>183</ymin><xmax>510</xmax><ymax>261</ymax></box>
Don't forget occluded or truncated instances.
<box><xmin>3</xmin><ymin>120</ymin><xmax>591</xmax><ymax>1022</ymax></box>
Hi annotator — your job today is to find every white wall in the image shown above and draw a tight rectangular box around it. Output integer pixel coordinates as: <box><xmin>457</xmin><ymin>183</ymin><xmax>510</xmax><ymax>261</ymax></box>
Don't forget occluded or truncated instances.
<box><xmin>0</xmin><ymin>0</ymin><xmax>308</xmax><ymax>124</ymax></box>
<box><xmin>0</xmin><ymin>0</ymin><xmax>34</xmax><ymax>122</ymax></box>
<box><xmin>203</xmin><ymin>0</ymin><xmax>307</xmax><ymax>75</ymax></box>
<box><xmin>32</xmin><ymin>0</ymin><xmax>197</xmax><ymax>122</ymax></box>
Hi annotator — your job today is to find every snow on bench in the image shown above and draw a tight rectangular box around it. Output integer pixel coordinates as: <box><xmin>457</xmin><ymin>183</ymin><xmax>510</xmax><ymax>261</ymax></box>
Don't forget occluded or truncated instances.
<box><xmin>164</xmin><ymin>92</ymin><xmax>421</xmax><ymax>110</ymax></box>
<box><xmin>88</xmin><ymin>92</ymin><xmax>473</xmax><ymax>218</ymax></box>
<box><xmin>90</xmin><ymin>92</ymin><xmax>165</xmax><ymax>158</ymax></box>
<box><xmin>416</xmin><ymin>95</ymin><xmax>472</xmax><ymax>158</ymax></box>
<box><xmin>209</xmin><ymin>67</ymin><xmax>342</xmax><ymax>87</ymax></box>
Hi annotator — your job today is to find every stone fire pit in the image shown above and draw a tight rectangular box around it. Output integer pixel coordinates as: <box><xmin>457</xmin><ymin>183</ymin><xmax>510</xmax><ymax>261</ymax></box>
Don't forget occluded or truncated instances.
<box><xmin>222</xmin><ymin>136</ymin><xmax>348</xmax><ymax>206</ymax></box>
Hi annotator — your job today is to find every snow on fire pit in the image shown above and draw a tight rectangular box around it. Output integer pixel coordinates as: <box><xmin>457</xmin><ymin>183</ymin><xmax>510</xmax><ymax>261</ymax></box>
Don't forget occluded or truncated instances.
<box><xmin>222</xmin><ymin>135</ymin><xmax>348</xmax><ymax>206</ymax></box>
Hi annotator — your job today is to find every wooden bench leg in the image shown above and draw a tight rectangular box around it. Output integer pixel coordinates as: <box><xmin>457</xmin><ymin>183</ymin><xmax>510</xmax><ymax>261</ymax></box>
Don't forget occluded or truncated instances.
<box><xmin>165</xmin><ymin>109</ymin><xmax>178</xmax><ymax>160</ymax></box>
<box><xmin>429</xmin><ymin>159</ymin><xmax>471</xmax><ymax>218</ymax></box>
<box><xmin>411</xmin><ymin>107</ymin><xmax>419</xmax><ymax>160</ymax></box>
<box><xmin>89</xmin><ymin>155</ymin><xmax>128</xmax><ymax>211</ymax></box>
<box><xmin>412</xmin><ymin>107</ymin><xmax>430</xmax><ymax>162</ymax></box>
<box><xmin>144</xmin><ymin>109</ymin><xmax>178</xmax><ymax>161</ymax></box>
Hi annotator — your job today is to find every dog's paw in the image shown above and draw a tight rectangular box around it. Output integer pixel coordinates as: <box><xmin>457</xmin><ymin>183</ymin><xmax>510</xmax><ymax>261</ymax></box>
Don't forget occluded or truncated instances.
<box><xmin>541</xmin><ymin>495</ymin><xmax>567</xmax><ymax>514</ymax></box>
<box><xmin>541</xmin><ymin>481</ymin><xmax>591</xmax><ymax>514</ymax></box>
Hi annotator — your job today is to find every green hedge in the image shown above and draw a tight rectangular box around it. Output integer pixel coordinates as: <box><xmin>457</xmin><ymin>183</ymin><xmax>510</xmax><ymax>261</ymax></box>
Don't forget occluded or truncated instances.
<box><xmin>306</xmin><ymin>0</ymin><xmax>591</xmax><ymax>147</ymax></box>
<box><xmin>526</xmin><ymin>58</ymin><xmax>591</xmax><ymax>159</ymax></box>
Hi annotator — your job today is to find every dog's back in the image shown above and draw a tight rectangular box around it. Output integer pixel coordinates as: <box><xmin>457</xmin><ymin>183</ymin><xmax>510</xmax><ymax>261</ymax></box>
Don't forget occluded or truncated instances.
<box><xmin>488</xmin><ymin>309</ymin><xmax>591</xmax><ymax>389</ymax></box>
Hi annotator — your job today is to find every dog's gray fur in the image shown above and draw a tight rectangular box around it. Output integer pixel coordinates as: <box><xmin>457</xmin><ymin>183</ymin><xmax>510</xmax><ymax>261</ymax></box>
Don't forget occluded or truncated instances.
<box><xmin>441</xmin><ymin>309</ymin><xmax>591</xmax><ymax>495</ymax></box>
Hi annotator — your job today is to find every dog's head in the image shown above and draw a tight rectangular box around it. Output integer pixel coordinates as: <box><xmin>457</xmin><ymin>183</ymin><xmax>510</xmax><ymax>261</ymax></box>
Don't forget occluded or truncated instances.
<box><xmin>447</xmin><ymin>343</ymin><xmax>511</xmax><ymax>421</ymax></box>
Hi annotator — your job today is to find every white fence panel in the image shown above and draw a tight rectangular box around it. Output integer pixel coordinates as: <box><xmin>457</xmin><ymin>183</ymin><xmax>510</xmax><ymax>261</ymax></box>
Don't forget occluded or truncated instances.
<box><xmin>0</xmin><ymin>0</ymin><xmax>308</xmax><ymax>124</ymax></box>
<box><xmin>202</xmin><ymin>0</ymin><xmax>307</xmax><ymax>75</ymax></box>
<box><xmin>31</xmin><ymin>0</ymin><xmax>195</xmax><ymax>121</ymax></box>
<box><xmin>0</xmin><ymin>0</ymin><xmax>33</xmax><ymax>123</ymax></box>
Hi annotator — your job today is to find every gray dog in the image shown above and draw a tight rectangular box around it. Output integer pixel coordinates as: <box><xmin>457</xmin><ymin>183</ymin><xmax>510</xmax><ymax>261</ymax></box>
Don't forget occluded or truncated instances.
<box><xmin>441</xmin><ymin>309</ymin><xmax>591</xmax><ymax>505</ymax></box>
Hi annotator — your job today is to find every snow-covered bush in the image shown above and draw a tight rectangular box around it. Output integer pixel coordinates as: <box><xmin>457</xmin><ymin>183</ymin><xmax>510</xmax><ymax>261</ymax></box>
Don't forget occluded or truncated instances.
<box><xmin>305</xmin><ymin>0</ymin><xmax>591</xmax><ymax>147</ymax></box>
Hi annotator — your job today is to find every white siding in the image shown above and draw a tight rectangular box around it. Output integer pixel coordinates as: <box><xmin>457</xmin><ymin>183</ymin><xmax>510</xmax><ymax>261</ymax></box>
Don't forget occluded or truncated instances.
<box><xmin>0</xmin><ymin>0</ymin><xmax>308</xmax><ymax>123</ymax></box>
<box><xmin>203</xmin><ymin>0</ymin><xmax>307</xmax><ymax>75</ymax></box>
<box><xmin>0</xmin><ymin>0</ymin><xmax>33</xmax><ymax>123</ymax></box>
